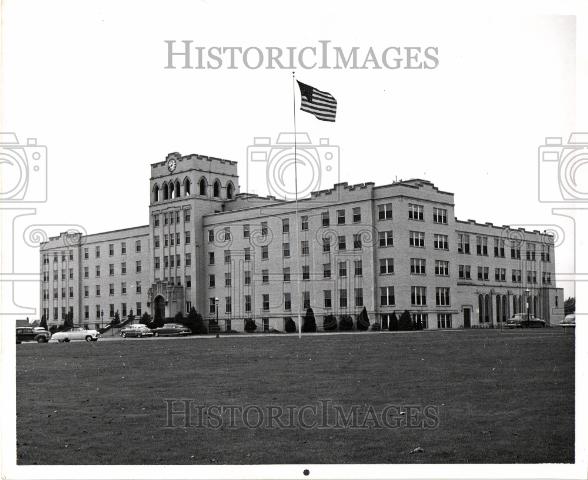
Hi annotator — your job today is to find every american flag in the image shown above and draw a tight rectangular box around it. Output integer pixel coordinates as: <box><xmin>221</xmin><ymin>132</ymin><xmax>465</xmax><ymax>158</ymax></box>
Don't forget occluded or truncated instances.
<box><xmin>297</xmin><ymin>81</ymin><xmax>337</xmax><ymax>122</ymax></box>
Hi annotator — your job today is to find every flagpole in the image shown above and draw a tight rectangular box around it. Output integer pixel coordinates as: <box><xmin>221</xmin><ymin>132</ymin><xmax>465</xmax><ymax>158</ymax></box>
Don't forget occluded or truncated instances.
<box><xmin>292</xmin><ymin>71</ymin><xmax>302</xmax><ymax>339</ymax></box>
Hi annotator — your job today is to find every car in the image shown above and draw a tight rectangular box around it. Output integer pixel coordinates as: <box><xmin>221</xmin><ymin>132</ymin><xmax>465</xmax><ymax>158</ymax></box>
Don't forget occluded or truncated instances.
<box><xmin>120</xmin><ymin>324</ymin><xmax>154</xmax><ymax>338</ymax></box>
<box><xmin>560</xmin><ymin>314</ymin><xmax>576</xmax><ymax>328</ymax></box>
<box><xmin>51</xmin><ymin>328</ymin><xmax>100</xmax><ymax>343</ymax></box>
<box><xmin>16</xmin><ymin>327</ymin><xmax>51</xmax><ymax>344</ymax></box>
<box><xmin>506</xmin><ymin>313</ymin><xmax>546</xmax><ymax>328</ymax></box>
<box><xmin>151</xmin><ymin>323</ymin><xmax>191</xmax><ymax>337</ymax></box>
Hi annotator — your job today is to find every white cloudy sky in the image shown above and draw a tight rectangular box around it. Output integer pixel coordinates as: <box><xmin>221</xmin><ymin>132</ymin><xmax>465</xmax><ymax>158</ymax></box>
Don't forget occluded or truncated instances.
<box><xmin>2</xmin><ymin>0</ymin><xmax>587</xmax><ymax>313</ymax></box>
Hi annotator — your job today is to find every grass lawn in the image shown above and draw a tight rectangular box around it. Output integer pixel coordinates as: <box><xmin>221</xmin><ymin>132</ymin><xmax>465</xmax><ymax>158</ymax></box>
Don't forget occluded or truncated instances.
<box><xmin>16</xmin><ymin>329</ymin><xmax>574</xmax><ymax>464</ymax></box>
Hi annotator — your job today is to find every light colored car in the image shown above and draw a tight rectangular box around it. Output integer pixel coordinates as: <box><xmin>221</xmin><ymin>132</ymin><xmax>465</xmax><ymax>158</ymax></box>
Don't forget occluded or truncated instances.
<box><xmin>506</xmin><ymin>313</ymin><xmax>546</xmax><ymax>328</ymax></box>
<box><xmin>120</xmin><ymin>324</ymin><xmax>154</xmax><ymax>338</ymax></box>
<box><xmin>51</xmin><ymin>328</ymin><xmax>100</xmax><ymax>343</ymax></box>
<box><xmin>560</xmin><ymin>314</ymin><xmax>576</xmax><ymax>328</ymax></box>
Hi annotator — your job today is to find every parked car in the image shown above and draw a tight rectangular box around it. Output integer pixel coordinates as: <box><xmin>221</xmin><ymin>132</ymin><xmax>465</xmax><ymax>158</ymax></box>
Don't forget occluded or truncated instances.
<box><xmin>16</xmin><ymin>327</ymin><xmax>51</xmax><ymax>344</ymax></box>
<box><xmin>560</xmin><ymin>314</ymin><xmax>576</xmax><ymax>328</ymax></box>
<box><xmin>120</xmin><ymin>324</ymin><xmax>154</xmax><ymax>338</ymax></box>
<box><xmin>506</xmin><ymin>313</ymin><xmax>546</xmax><ymax>328</ymax></box>
<box><xmin>151</xmin><ymin>323</ymin><xmax>191</xmax><ymax>337</ymax></box>
<box><xmin>51</xmin><ymin>328</ymin><xmax>100</xmax><ymax>343</ymax></box>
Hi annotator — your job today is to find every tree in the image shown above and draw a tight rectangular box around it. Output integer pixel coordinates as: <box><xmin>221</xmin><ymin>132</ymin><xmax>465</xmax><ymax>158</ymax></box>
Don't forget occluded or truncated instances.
<box><xmin>40</xmin><ymin>314</ymin><xmax>48</xmax><ymax>331</ymax></box>
<box><xmin>244</xmin><ymin>318</ymin><xmax>257</xmax><ymax>332</ymax></box>
<box><xmin>111</xmin><ymin>310</ymin><xmax>121</xmax><ymax>326</ymax></box>
<box><xmin>127</xmin><ymin>309</ymin><xmax>135</xmax><ymax>324</ymax></box>
<box><xmin>323</xmin><ymin>314</ymin><xmax>337</xmax><ymax>331</ymax></box>
<box><xmin>182</xmin><ymin>307</ymin><xmax>207</xmax><ymax>334</ymax></box>
<box><xmin>302</xmin><ymin>308</ymin><xmax>317</xmax><ymax>333</ymax></box>
<box><xmin>174</xmin><ymin>311</ymin><xmax>184</xmax><ymax>324</ymax></box>
<box><xmin>356</xmin><ymin>307</ymin><xmax>370</xmax><ymax>331</ymax></box>
<box><xmin>284</xmin><ymin>317</ymin><xmax>297</xmax><ymax>333</ymax></box>
<box><xmin>140</xmin><ymin>312</ymin><xmax>151</xmax><ymax>326</ymax></box>
<box><xmin>339</xmin><ymin>314</ymin><xmax>353</xmax><ymax>331</ymax></box>
<box><xmin>388</xmin><ymin>312</ymin><xmax>399</xmax><ymax>331</ymax></box>
<box><xmin>564</xmin><ymin>297</ymin><xmax>575</xmax><ymax>316</ymax></box>
<box><xmin>398</xmin><ymin>310</ymin><xmax>413</xmax><ymax>331</ymax></box>
<box><xmin>63</xmin><ymin>311</ymin><xmax>74</xmax><ymax>331</ymax></box>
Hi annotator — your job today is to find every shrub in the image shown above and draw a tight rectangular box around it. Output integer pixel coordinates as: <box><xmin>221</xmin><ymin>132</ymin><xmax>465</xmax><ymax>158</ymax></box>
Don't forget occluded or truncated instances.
<box><xmin>182</xmin><ymin>307</ymin><xmax>207</xmax><ymax>334</ymax></box>
<box><xmin>140</xmin><ymin>312</ymin><xmax>151</xmax><ymax>326</ymax></box>
<box><xmin>244</xmin><ymin>318</ymin><xmax>257</xmax><ymax>332</ymax></box>
<box><xmin>174</xmin><ymin>312</ymin><xmax>184</xmax><ymax>324</ymax></box>
<box><xmin>127</xmin><ymin>309</ymin><xmax>135</xmax><ymax>324</ymax></box>
<box><xmin>284</xmin><ymin>317</ymin><xmax>297</xmax><ymax>333</ymax></box>
<box><xmin>302</xmin><ymin>308</ymin><xmax>317</xmax><ymax>332</ymax></box>
<box><xmin>388</xmin><ymin>312</ymin><xmax>399</xmax><ymax>331</ymax></box>
<box><xmin>371</xmin><ymin>322</ymin><xmax>381</xmax><ymax>331</ymax></box>
<box><xmin>111</xmin><ymin>311</ymin><xmax>121</xmax><ymax>326</ymax></box>
<box><xmin>398</xmin><ymin>310</ymin><xmax>413</xmax><ymax>331</ymax></box>
<box><xmin>356</xmin><ymin>307</ymin><xmax>370</xmax><ymax>331</ymax></box>
<box><xmin>339</xmin><ymin>314</ymin><xmax>353</xmax><ymax>331</ymax></box>
<box><xmin>63</xmin><ymin>311</ymin><xmax>74</xmax><ymax>331</ymax></box>
<box><xmin>323</xmin><ymin>314</ymin><xmax>337</xmax><ymax>331</ymax></box>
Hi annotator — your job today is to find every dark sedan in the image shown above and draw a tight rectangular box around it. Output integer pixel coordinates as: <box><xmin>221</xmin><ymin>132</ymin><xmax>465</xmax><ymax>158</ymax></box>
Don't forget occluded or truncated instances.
<box><xmin>16</xmin><ymin>327</ymin><xmax>51</xmax><ymax>344</ymax></box>
<box><xmin>151</xmin><ymin>323</ymin><xmax>191</xmax><ymax>337</ymax></box>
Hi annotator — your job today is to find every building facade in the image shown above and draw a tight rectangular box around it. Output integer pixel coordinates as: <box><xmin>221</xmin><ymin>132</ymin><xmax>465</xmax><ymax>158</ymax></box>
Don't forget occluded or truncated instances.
<box><xmin>40</xmin><ymin>152</ymin><xmax>564</xmax><ymax>331</ymax></box>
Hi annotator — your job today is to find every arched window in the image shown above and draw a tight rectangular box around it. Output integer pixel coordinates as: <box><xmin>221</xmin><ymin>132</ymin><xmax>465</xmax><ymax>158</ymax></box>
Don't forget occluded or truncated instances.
<box><xmin>183</xmin><ymin>177</ymin><xmax>191</xmax><ymax>196</ymax></box>
<box><xmin>226</xmin><ymin>182</ymin><xmax>234</xmax><ymax>200</ymax></box>
<box><xmin>162</xmin><ymin>183</ymin><xmax>169</xmax><ymax>200</ymax></box>
<box><xmin>153</xmin><ymin>184</ymin><xmax>159</xmax><ymax>203</ymax></box>
<box><xmin>502</xmin><ymin>295</ymin><xmax>508</xmax><ymax>322</ymax></box>
<box><xmin>496</xmin><ymin>296</ymin><xmax>501</xmax><ymax>323</ymax></box>
<box><xmin>213</xmin><ymin>179</ymin><xmax>221</xmax><ymax>197</ymax></box>
<box><xmin>478</xmin><ymin>295</ymin><xmax>484</xmax><ymax>323</ymax></box>
<box><xmin>174</xmin><ymin>180</ymin><xmax>181</xmax><ymax>199</ymax></box>
<box><xmin>484</xmin><ymin>294</ymin><xmax>490</xmax><ymax>322</ymax></box>
<box><xmin>199</xmin><ymin>177</ymin><xmax>207</xmax><ymax>196</ymax></box>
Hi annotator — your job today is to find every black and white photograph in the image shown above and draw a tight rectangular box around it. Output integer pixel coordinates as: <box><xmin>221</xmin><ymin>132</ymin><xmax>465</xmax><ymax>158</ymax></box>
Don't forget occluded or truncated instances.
<box><xmin>1</xmin><ymin>0</ymin><xmax>586</xmax><ymax>479</ymax></box>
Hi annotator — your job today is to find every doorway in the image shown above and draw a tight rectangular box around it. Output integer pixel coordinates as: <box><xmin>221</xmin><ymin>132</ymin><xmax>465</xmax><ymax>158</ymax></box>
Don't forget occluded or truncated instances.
<box><xmin>463</xmin><ymin>308</ymin><xmax>471</xmax><ymax>328</ymax></box>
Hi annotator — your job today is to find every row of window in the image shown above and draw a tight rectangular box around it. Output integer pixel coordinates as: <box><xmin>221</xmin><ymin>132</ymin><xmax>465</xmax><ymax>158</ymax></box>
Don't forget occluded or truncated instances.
<box><xmin>80</xmin><ymin>241</ymin><xmax>143</xmax><ymax>260</ymax></box>
<box><xmin>44</xmin><ymin>302</ymin><xmax>145</xmax><ymax>322</ymax></box>
<box><xmin>457</xmin><ymin>234</ymin><xmax>551</xmax><ymax>261</ymax></box>
<box><xmin>207</xmin><ymin>286</ymin><xmax>451</xmax><ymax>314</ymax></box>
<box><xmin>42</xmin><ymin>251</ymin><xmax>74</xmax><ymax>263</ymax></box>
<box><xmin>153</xmin><ymin>177</ymin><xmax>235</xmax><ymax>203</ymax></box>
<box><xmin>153</xmin><ymin>210</ymin><xmax>191</xmax><ymax>227</ymax></box>
<box><xmin>458</xmin><ymin>265</ymin><xmax>552</xmax><ymax>284</ymax></box>
<box><xmin>154</xmin><ymin>231</ymin><xmax>191</xmax><ymax>248</ymax></box>
<box><xmin>43</xmin><ymin>279</ymin><xmax>147</xmax><ymax>299</ymax></box>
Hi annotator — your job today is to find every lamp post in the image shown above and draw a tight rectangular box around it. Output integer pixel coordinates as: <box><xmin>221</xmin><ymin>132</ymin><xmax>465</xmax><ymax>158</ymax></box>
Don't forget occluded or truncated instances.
<box><xmin>215</xmin><ymin>297</ymin><xmax>219</xmax><ymax>334</ymax></box>
<box><xmin>525</xmin><ymin>288</ymin><xmax>530</xmax><ymax>327</ymax></box>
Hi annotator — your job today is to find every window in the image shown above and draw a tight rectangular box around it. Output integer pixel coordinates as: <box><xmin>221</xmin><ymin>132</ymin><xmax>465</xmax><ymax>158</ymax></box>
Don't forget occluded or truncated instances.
<box><xmin>108</xmin><ymin>264</ymin><xmax>114</xmax><ymax>276</ymax></box>
<box><xmin>322</xmin><ymin>211</ymin><xmax>330</xmax><ymax>227</ymax></box>
<box><xmin>261</xmin><ymin>222</ymin><xmax>268</xmax><ymax>236</ymax></box>
<box><xmin>512</xmin><ymin>269</ymin><xmax>522</xmax><ymax>283</ymax></box>
<box><xmin>458</xmin><ymin>265</ymin><xmax>471</xmax><ymax>280</ymax></box>
<box><xmin>409</xmin><ymin>231</ymin><xmax>424</xmax><ymax>248</ymax></box>
<box><xmin>302</xmin><ymin>265</ymin><xmax>310</xmax><ymax>280</ymax></box>
<box><xmin>433</xmin><ymin>207</ymin><xmax>447</xmax><ymax>224</ymax></box>
<box><xmin>354</xmin><ymin>260</ymin><xmax>363</xmax><ymax>276</ymax></box>
<box><xmin>339</xmin><ymin>289</ymin><xmax>348</xmax><ymax>308</ymax></box>
<box><xmin>69</xmin><ymin>286</ymin><xmax>73</xmax><ymax>298</ymax></box>
<box><xmin>135</xmin><ymin>240</ymin><xmax>141</xmax><ymax>253</ymax></box>
<box><xmin>224</xmin><ymin>227</ymin><xmax>231</xmax><ymax>241</ymax></box>
<box><xmin>95</xmin><ymin>246</ymin><xmax>101</xmax><ymax>258</ymax></box>
<box><xmin>95</xmin><ymin>265</ymin><xmax>101</xmax><ymax>277</ymax></box>
<box><xmin>542</xmin><ymin>272</ymin><xmax>552</xmax><ymax>285</ymax></box>
<box><xmin>541</xmin><ymin>244</ymin><xmax>551</xmax><ymax>262</ymax></box>
<box><xmin>185</xmin><ymin>253</ymin><xmax>191</xmax><ymax>267</ymax></box>
<box><xmin>353</xmin><ymin>234</ymin><xmax>362</xmax><ymax>249</ymax></box>
<box><xmin>378</xmin><ymin>203</ymin><xmax>393</xmax><ymax>220</ymax></box>
<box><xmin>322</xmin><ymin>237</ymin><xmax>331</xmax><ymax>253</ymax></box>
<box><xmin>303</xmin><ymin>291</ymin><xmax>310</xmax><ymax>309</ymax></box>
<box><xmin>494</xmin><ymin>268</ymin><xmax>506</xmax><ymax>282</ymax></box>
<box><xmin>283</xmin><ymin>242</ymin><xmax>290</xmax><ymax>257</ymax></box>
<box><xmin>410</xmin><ymin>258</ymin><xmax>426</xmax><ymax>275</ymax></box>
<box><xmin>435</xmin><ymin>260</ymin><xmax>449</xmax><ymax>276</ymax></box>
<box><xmin>83</xmin><ymin>267</ymin><xmax>89</xmax><ymax>279</ymax></box>
<box><xmin>511</xmin><ymin>244</ymin><xmax>521</xmax><ymax>259</ymax></box>
<box><xmin>284</xmin><ymin>292</ymin><xmax>291</xmax><ymax>311</ymax></box>
<box><xmin>243</xmin><ymin>224</ymin><xmax>250</xmax><ymax>238</ymax></box>
<box><xmin>83</xmin><ymin>247</ymin><xmax>89</xmax><ymax>260</ymax></box>
<box><xmin>184</xmin><ymin>210</ymin><xmax>191</xmax><ymax>223</ymax></box>
<box><xmin>225</xmin><ymin>272</ymin><xmax>231</xmax><ymax>287</ymax></box>
<box><xmin>154</xmin><ymin>215</ymin><xmax>160</xmax><ymax>227</ymax></box>
<box><xmin>338</xmin><ymin>235</ymin><xmax>346</xmax><ymax>251</ymax></box>
<box><xmin>434</xmin><ymin>234</ymin><xmax>449</xmax><ymax>250</ymax></box>
<box><xmin>244</xmin><ymin>270</ymin><xmax>251</xmax><ymax>285</ymax></box>
<box><xmin>436</xmin><ymin>287</ymin><xmax>450</xmax><ymax>306</ymax></box>
<box><xmin>154</xmin><ymin>236</ymin><xmax>160</xmax><ymax>248</ymax></box>
<box><xmin>301</xmin><ymin>216</ymin><xmax>308</xmax><ymax>231</ymax></box>
<box><xmin>164</xmin><ymin>256</ymin><xmax>169</xmax><ymax>268</ymax></box>
<box><xmin>84</xmin><ymin>306</ymin><xmax>89</xmax><ymax>320</ymax></box>
<box><xmin>121</xmin><ymin>242</ymin><xmax>126</xmax><ymax>255</ymax></box>
<box><xmin>476</xmin><ymin>236</ymin><xmax>488</xmax><ymax>256</ymax></box>
<box><xmin>323</xmin><ymin>290</ymin><xmax>332</xmax><ymax>308</ymax></box>
<box><xmin>262</xmin><ymin>269</ymin><xmax>269</xmax><ymax>284</ymax></box>
<box><xmin>214</xmin><ymin>180</ymin><xmax>221</xmax><ymax>198</ymax></box>
<box><xmin>176</xmin><ymin>232</ymin><xmax>181</xmax><ymax>245</ymax></box>
<box><xmin>282</xmin><ymin>218</ymin><xmax>290</xmax><ymax>233</ymax></box>
<box><xmin>109</xmin><ymin>244</ymin><xmax>114</xmax><ymax>256</ymax></box>
<box><xmin>209</xmin><ymin>274</ymin><xmax>215</xmax><ymax>288</ymax></box>
<box><xmin>301</xmin><ymin>241</ymin><xmax>309</xmax><ymax>255</ymax></box>
<box><xmin>323</xmin><ymin>263</ymin><xmax>331</xmax><ymax>279</ymax></box>
<box><xmin>380</xmin><ymin>286</ymin><xmax>395</xmax><ymax>306</ymax></box>
<box><xmin>458</xmin><ymin>234</ymin><xmax>470</xmax><ymax>254</ymax></box>
<box><xmin>526</xmin><ymin>243</ymin><xmax>536</xmax><ymax>261</ymax></box>
<box><xmin>477</xmin><ymin>266</ymin><xmax>489</xmax><ymax>281</ymax></box>
<box><xmin>494</xmin><ymin>238</ymin><xmax>505</xmax><ymax>258</ymax></box>
<box><xmin>208</xmin><ymin>230</ymin><xmax>215</xmax><ymax>242</ymax></box>
<box><xmin>164</xmin><ymin>234</ymin><xmax>169</xmax><ymax>247</ymax></box>
<box><xmin>527</xmin><ymin>270</ymin><xmax>537</xmax><ymax>284</ymax></box>
<box><xmin>170</xmin><ymin>255</ymin><xmax>174</xmax><ymax>268</ymax></box>
<box><xmin>338</xmin><ymin>261</ymin><xmax>347</xmax><ymax>277</ymax></box>
<box><xmin>224</xmin><ymin>250</ymin><xmax>231</xmax><ymax>264</ymax></box>
<box><xmin>53</xmin><ymin>287</ymin><xmax>58</xmax><ymax>299</ymax></box>
<box><xmin>209</xmin><ymin>298</ymin><xmax>216</xmax><ymax>314</ymax></box>
<box><xmin>154</xmin><ymin>257</ymin><xmax>160</xmax><ymax>269</ymax></box>
<box><xmin>380</xmin><ymin>258</ymin><xmax>394</xmax><ymax>274</ymax></box>
<box><xmin>437</xmin><ymin>313</ymin><xmax>452</xmax><ymax>329</ymax></box>
<box><xmin>136</xmin><ymin>281</ymin><xmax>142</xmax><ymax>294</ymax></box>
<box><xmin>379</xmin><ymin>231</ymin><xmax>394</xmax><ymax>247</ymax></box>
<box><xmin>262</xmin><ymin>294</ymin><xmax>270</xmax><ymax>311</ymax></box>
<box><xmin>337</xmin><ymin>209</ymin><xmax>346</xmax><ymax>225</ymax></box>
<box><xmin>109</xmin><ymin>284</ymin><xmax>114</xmax><ymax>296</ymax></box>
<box><xmin>283</xmin><ymin>267</ymin><xmax>291</xmax><ymax>282</ymax></box>
<box><xmin>353</xmin><ymin>207</ymin><xmax>361</xmax><ymax>223</ymax></box>
<box><xmin>185</xmin><ymin>276</ymin><xmax>191</xmax><ymax>288</ymax></box>
<box><xmin>225</xmin><ymin>296</ymin><xmax>232</xmax><ymax>314</ymax></box>
<box><xmin>136</xmin><ymin>302</ymin><xmax>142</xmax><ymax>317</ymax></box>
<box><xmin>136</xmin><ymin>260</ymin><xmax>142</xmax><ymax>273</ymax></box>
<box><xmin>354</xmin><ymin>288</ymin><xmax>364</xmax><ymax>307</ymax></box>
<box><xmin>245</xmin><ymin>295</ymin><xmax>252</xmax><ymax>312</ymax></box>
<box><xmin>244</xmin><ymin>248</ymin><xmax>251</xmax><ymax>261</ymax></box>
<box><xmin>411</xmin><ymin>286</ymin><xmax>427</xmax><ymax>305</ymax></box>
<box><xmin>121</xmin><ymin>282</ymin><xmax>127</xmax><ymax>295</ymax></box>
<box><xmin>185</xmin><ymin>231</ymin><xmax>191</xmax><ymax>244</ymax></box>
<box><xmin>409</xmin><ymin>204</ymin><xmax>424</xmax><ymax>221</ymax></box>
<box><xmin>261</xmin><ymin>246</ymin><xmax>268</xmax><ymax>260</ymax></box>
<box><xmin>53</xmin><ymin>271</ymin><xmax>58</xmax><ymax>281</ymax></box>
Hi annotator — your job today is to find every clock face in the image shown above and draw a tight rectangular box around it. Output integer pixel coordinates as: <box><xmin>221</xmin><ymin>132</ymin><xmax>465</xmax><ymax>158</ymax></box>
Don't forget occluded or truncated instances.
<box><xmin>167</xmin><ymin>158</ymin><xmax>177</xmax><ymax>172</ymax></box>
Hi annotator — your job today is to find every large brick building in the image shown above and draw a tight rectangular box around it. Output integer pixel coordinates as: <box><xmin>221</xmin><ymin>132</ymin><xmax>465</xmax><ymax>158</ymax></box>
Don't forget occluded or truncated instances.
<box><xmin>40</xmin><ymin>151</ymin><xmax>564</xmax><ymax>331</ymax></box>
